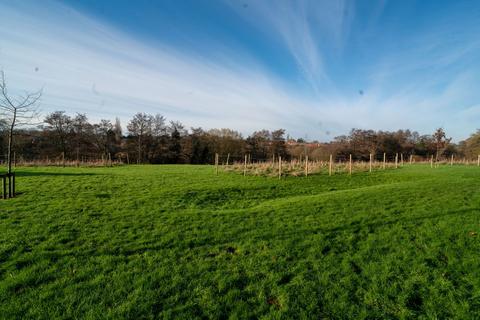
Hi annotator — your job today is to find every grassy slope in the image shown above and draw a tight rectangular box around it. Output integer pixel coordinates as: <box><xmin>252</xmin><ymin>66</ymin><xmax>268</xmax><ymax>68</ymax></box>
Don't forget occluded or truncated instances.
<box><xmin>0</xmin><ymin>165</ymin><xmax>479</xmax><ymax>319</ymax></box>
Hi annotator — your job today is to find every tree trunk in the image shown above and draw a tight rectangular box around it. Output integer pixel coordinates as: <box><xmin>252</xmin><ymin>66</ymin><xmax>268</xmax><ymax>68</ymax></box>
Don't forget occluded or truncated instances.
<box><xmin>7</xmin><ymin>108</ymin><xmax>16</xmax><ymax>174</ymax></box>
<box><xmin>138</xmin><ymin>136</ymin><xmax>142</xmax><ymax>164</ymax></box>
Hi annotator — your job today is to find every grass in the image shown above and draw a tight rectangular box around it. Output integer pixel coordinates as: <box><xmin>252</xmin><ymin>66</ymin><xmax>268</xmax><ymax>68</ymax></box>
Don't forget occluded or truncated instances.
<box><xmin>0</xmin><ymin>164</ymin><xmax>479</xmax><ymax>319</ymax></box>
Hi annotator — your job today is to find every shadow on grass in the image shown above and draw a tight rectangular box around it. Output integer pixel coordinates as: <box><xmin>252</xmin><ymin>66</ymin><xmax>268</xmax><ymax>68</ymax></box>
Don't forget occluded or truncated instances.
<box><xmin>18</xmin><ymin>208</ymin><xmax>477</xmax><ymax>260</ymax></box>
<box><xmin>238</xmin><ymin>207</ymin><xmax>480</xmax><ymax>244</ymax></box>
<box><xmin>74</xmin><ymin>208</ymin><xmax>480</xmax><ymax>258</ymax></box>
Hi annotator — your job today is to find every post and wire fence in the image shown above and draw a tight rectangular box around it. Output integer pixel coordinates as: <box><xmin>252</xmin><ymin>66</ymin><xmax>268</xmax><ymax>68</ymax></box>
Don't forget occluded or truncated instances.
<box><xmin>212</xmin><ymin>153</ymin><xmax>480</xmax><ymax>179</ymax></box>
<box><xmin>0</xmin><ymin>152</ymin><xmax>124</xmax><ymax>168</ymax></box>
<box><xmin>2</xmin><ymin>151</ymin><xmax>480</xmax><ymax>198</ymax></box>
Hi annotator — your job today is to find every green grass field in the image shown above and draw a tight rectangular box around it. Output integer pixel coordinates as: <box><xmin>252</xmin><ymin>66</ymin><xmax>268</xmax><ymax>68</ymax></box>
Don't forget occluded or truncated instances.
<box><xmin>1</xmin><ymin>165</ymin><xmax>479</xmax><ymax>319</ymax></box>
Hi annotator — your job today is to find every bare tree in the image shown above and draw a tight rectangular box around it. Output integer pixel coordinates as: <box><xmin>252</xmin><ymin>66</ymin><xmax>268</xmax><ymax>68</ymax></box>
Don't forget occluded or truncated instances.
<box><xmin>44</xmin><ymin>111</ymin><xmax>72</xmax><ymax>165</ymax></box>
<box><xmin>72</xmin><ymin>113</ymin><xmax>93</xmax><ymax>162</ymax></box>
<box><xmin>92</xmin><ymin>119</ymin><xmax>114</xmax><ymax>159</ymax></box>
<box><xmin>127</xmin><ymin>113</ymin><xmax>153</xmax><ymax>163</ymax></box>
<box><xmin>433</xmin><ymin>127</ymin><xmax>451</xmax><ymax>160</ymax></box>
<box><xmin>0</xmin><ymin>71</ymin><xmax>41</xmax><ymax>174</ymax></box>
<box><xmin>113</xmin><ymin>117</ymin><xmax>122</xmax><ymax>143</ymax></box>
<box><xmin>152</xmin><ymin>114</ymin><xmax>167</xmax><ymax>137</ymax></box>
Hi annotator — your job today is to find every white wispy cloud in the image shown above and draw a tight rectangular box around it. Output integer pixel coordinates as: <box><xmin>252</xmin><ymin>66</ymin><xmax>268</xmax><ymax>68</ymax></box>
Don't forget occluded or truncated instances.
<box><xmin>226</xmin><ymin>0</ymin><xmax>354</xmax><ymax>94</ymax></box>
<box><xmin>0</xmin><ymin>0</ymin><xmax>479</xmax><ymax>141</ymax></box>
<box><xmin>0</xmin><ymin>1</ymin><xmax>321</xmax><ymax>136</ymax></box>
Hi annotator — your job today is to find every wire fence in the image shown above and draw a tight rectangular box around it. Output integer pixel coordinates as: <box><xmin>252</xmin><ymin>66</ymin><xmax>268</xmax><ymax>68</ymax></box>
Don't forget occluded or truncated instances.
<box><xmin>0</xmin><ymin>153</ymin><xmax>123</xmax><ymax>168</ymax></box>
<box><xmin>214</xmin><ymin>153</ymin><xmax>480</xmax><ymax>178</ymax></box>
<box><xmin>0</xmin><ymin>152</ymin><xmax>479</xmax><ymax>174</ymax></box>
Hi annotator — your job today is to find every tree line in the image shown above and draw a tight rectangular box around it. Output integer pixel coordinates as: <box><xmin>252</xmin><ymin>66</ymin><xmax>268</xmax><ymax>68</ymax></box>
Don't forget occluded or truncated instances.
<box><xmin>2</xmin><ymin>109</ymin><xmax>480</xmax><ymax>165</ymax></box>
<box><xmin>1</xmin><ymin>70</ymin><xmax>479</xmax><ymax>167</ymax></box>
<box><xmin>0</xmin><ymin>111</ymin><xmax>287</xmax><ymax>164</ymax></box>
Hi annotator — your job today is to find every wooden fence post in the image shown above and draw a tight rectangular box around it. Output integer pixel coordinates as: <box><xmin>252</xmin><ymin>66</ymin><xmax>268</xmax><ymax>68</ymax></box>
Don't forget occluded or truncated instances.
<box><xmin>278</xmin><ymin>156</ymin><xmax>282</xmax><ymax>179</ymax></box>
<box><xmin>369</xmin><ymin>153</ymin><xmax>372</xmax><ymax>173</ymax></box>
<box><xmin>329</xmin><ymin>154</ymin><xmax>333</xmax><ymax>176</ymax></box>
<box><xmin>305</xmin><ymin>155</ymin><xmax>308</xmax><ymax>177</ymax></box>
<box><xmin>243</xmin><ymin>155</ymin><xmax>247</xmax><ymax>176</ymax></box>
<box><xmin>349</xmin><ymin>154</ymin><xmax>352</xmax><ymax>176</ymax></box>
<box><xmin>383</xmin><ymin>152</ymin><xmax>386</xmax><ymax>169</ymax></box>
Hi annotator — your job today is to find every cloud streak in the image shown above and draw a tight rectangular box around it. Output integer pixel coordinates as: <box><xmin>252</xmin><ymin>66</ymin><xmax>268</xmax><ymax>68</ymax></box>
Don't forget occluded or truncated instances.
<box><xmin>226</xmin><ymin>0</ymin><xmax>354</xmax><ymax>94</ymax></box>
<box><xmin>0</xmin><ymin>0</ymin><xmax>480</xmax><ymax>141</ymax></box>
<box><xmin>0</xmin><ymin>1</ymin><xmax>319</xmax><ymax>135</ymax></box>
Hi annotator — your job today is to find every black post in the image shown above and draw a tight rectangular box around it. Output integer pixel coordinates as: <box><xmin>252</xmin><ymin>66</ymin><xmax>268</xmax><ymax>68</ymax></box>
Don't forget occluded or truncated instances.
<box><xmin>12</xmin><ymin>173</ymin><xmax>15</xmax><ymax>197</ymax></box>
<box><xmin>3</xmin><ymin>176</ymin><xmax>6</xmax><ymax>199</ymax></box>
<box><xmin>8</xmin><ymin>174</ymin><xmax>12</xmax><ymax>198</ymax></box>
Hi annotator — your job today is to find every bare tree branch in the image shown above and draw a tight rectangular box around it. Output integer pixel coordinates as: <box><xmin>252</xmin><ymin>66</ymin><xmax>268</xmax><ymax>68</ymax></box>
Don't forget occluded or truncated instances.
<box><xmin>0</xmin><ymin>70</ymin><xmax>42</xmax><ymax>174</ymax></box>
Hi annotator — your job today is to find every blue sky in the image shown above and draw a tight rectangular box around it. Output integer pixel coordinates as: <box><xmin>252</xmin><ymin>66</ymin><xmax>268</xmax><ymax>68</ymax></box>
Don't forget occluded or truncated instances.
<box><xmin>1</xmin><ymin>0</ymin><xmax>480</xmax><ymax>140</ymax></box>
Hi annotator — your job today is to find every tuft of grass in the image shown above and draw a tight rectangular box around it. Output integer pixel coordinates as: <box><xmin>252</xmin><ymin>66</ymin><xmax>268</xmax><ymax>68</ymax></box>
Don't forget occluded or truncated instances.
<box><xmin>0</xmin><ymin>165</ymin><xmax>480</xmax><ymax>319</ymax></box>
